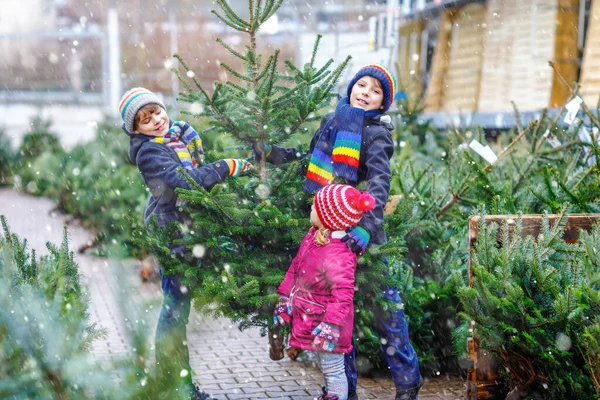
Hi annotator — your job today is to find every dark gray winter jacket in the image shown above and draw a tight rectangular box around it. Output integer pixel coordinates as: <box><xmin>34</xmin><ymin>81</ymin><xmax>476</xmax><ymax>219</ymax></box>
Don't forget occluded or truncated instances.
<box><xmin>264</xmin><ymin>112</ymin><xmax>395</xmax><ymax>245</ymax></box>
<box><xmin>128</xmin><ymin>129</ymin><xmax>230</xmax><ymax>231</ymax></box>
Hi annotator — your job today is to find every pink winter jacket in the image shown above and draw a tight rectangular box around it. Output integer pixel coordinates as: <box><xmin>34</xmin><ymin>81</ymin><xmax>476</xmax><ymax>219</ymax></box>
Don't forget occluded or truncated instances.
<box><xmin>277</xmin><ymin>228</ymin><xmax>357</xmax><ymax>354</ymax></box>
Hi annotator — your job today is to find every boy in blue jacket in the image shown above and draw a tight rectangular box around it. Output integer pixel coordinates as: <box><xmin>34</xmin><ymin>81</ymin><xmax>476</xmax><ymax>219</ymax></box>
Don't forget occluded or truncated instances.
<box><xmin>256</xmin><ymin>65</ymin><xmax>422</xmax><ymax>400</ymax></box>
<box><xmin>120</xmin><ymin>87</ymin><xmax>251</xmax><ymax>400</ymax></box>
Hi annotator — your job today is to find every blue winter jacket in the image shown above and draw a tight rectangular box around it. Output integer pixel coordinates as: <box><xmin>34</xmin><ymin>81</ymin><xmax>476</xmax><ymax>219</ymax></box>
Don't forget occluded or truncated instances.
<box><xmin>263</xmin><ymin>113</ymin><xmax>395</xmax><ymax>245</ymax></box>
<box><xmin>126</xmin><ymin>125</ymin><xmax>231</xmax><ymax>233</ymax></box>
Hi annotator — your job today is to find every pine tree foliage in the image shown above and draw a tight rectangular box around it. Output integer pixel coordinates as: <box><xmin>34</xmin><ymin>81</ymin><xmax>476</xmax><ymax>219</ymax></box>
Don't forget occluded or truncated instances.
<box><xmin>0</xmin><ymin>216</ymin><xmax>112</xmax><ymax>399</ymax></box>
<box><xmin>127</xmin><ymin>0</ymin><xmax>406</xmax><ymax>370</ymax></box>
<box><xmin>455</xmin><ymin>211</ymin><xmax>600</xmax><ymax>397</ymax></box>
<box><xmin>171</xmin><ymin>0</ymin><xmax>349</xmax><ymax>181</ymax></box>
<box><xmin>385</xmin><ymin>82</ymin><xmax>600</xmax><ymax>378</ymax></box>
<box><xmin>0</xmin><ymin>216</ymin><xmax>211</xmax><ymax>399</ymax></box>
<box><xmin>17</xmin><ymin>123</ymin><xmax>147</xmax><ymax>257</ymax></box>
<box><xmin>0</xmin><ymin>129</ymin><xmax>17</xmax><ymax>185</ymax></box>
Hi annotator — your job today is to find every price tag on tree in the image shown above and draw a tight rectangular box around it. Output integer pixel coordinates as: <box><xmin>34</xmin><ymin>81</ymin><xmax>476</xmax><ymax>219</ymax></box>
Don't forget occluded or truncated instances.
<box><xmin>543</xmin><ymin>130</ymin><xmax>562</xmax><ymax>148</ymax></box>
<box><xmin>469</xmin><ymin>139</ymin><xmax>498</xmax><ymax>164</ymax></box>
<box><xmin>564</xmin><ymin>97</ymin><xmax>583</xmax><ymax>125</ymax></box>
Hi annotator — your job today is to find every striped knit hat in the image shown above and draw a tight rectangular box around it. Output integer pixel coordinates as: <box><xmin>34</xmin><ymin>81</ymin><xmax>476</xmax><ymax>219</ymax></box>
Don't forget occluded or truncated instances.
<box><xmin>118</xmin><ymin>87</ymin><xmax>166</xmax><ymax>133</ymax></box>
<box><xmin>346</xmin><ymin>64</ymin><xmax>397</xmax><ymax>112</ymax></box>
<box><xmin>313</xmin><ymin>184</ymin><xmax>376</xmax><ymax>231</ymax></box>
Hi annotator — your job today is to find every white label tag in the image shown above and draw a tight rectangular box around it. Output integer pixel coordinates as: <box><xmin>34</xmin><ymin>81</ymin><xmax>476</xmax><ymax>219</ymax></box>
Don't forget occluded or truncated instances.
<box><xmin>543</xmin><ymin>130</ymin><xmax>562</xmax><ymax>148</ymax></box>
<box><xmin>469</xmin><ymin>139</ymin><xmax>498</xmax><ymax>164</ymax></box>
<box><xmin>564</xmin><ymin>97</ymin><xmax>583</xmax><ymax>125</ymax></box>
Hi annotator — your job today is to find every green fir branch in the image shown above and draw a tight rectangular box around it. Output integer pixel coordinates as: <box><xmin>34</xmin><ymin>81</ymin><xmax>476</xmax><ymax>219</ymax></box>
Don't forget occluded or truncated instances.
<box><xmin>220</xmin><ymin>62</ymin><xmax>253</xmax><ymax>82</ymax></box>
<box><xmin>175</xmin><ymin>167</ymin><xmax>243</xmax><ymax>226</ymax></box>
<box><xmin>259</xmin><ymin>0</ymin><xmax>283</xmax><ymax>23</ymax></box>
<box><xmin>216</xmin><ymin>38</ymin><xmax>248</xmax><ymax>61</ymax></box>
<box><xmin>211</xmin><ymin>6</ymin><xmax>248</xmax><ymax>31</ymax></box>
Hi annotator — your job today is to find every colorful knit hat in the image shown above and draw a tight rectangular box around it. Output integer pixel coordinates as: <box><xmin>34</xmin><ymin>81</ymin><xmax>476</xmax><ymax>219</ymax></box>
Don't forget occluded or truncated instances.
<box><xmin>118</xmin><ymin>87</ymin><xmax>166</xmax><ymax>133</ymax></box>
<box><xmin>313</xmin><ymin>184</ymin><xmax>376</xmax><ymax>231</ymax></box>
<box><xmin>346</xmin><ymin>64</ymin><xmax>397</xmax><ymax>112</ymax></box>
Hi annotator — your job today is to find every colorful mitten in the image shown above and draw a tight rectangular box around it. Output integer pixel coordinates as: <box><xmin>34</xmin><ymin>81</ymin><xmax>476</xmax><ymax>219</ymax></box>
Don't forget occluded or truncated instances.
<box><xmin>273</xmin><ymin>297</ymin><xmax>292</xmax><ymax>326</ymax></box>
<box><xmin>225</xmin><ymin>159</ymin><xmax>253</xmax><ymax>177</ymax></box>
<box><xmin>251</xmin><ymin>143</ymin><xmax>272</xmax><ymax>163</ymax></box>
<box><xmin>341</xmin><ymin>226</ymin><xmax>370</xmax><ymax>255</ymax></box>
<box><xmin>312</xmin><ymin>322</ymin><xmax>341</xmax><ymax>352</ymax></box>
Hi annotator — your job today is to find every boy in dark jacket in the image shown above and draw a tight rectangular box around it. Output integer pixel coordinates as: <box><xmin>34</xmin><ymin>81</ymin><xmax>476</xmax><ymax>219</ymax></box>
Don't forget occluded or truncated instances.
<box><xmin>255</xmin><ymin>65</ymin><xmax>422</xmax><ymax>400</ymax></box>
<box><xmin>120</xmin><ymin>87</ymin><xmax>251</xmax><ymax>400</ymax></box>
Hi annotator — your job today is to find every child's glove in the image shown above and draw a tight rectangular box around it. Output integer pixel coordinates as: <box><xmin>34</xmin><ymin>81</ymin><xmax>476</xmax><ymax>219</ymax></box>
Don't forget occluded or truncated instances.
<box><xmin>225</xmin><ymin>159</ymin><xmax>253</xmax><ymax>177</ymax></box>
<box><xmin>341</xmin><ymin>226</ymin><xmax>370</xmax><ymax>255</ymax></box>
<box><xmin>273</xmin><ymin>296</ymin><xmax>292</xmax><ymax>326</ymax></box>
<box><xmin>312</xmin><ymin>322</ymin><xmax>340</xmax><ymax>352</ymax></box>
<box><xmin>251</xmin><ymin>143</ymin><xmax>272</xmax><ymax>163</ymax></box>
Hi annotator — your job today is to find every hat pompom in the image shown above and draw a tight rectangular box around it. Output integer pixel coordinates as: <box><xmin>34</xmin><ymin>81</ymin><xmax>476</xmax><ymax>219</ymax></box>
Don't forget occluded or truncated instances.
<box><xmin>358</xmin><ymin>192</ymin><xmax>376</xmax><ymax>212</ymax></box>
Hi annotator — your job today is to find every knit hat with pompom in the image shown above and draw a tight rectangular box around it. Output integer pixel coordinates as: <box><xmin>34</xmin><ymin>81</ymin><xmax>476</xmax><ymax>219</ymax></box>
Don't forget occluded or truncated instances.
<box><xmin>313</xmin><ymin>184</ymin><xmax>376</xmax><ymax>231</ymax></box>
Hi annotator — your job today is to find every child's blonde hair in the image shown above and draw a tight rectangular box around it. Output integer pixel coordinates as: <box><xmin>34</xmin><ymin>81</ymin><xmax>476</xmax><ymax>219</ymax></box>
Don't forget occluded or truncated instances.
<box><xmin>314</xmin><ymin>227</ymin><xmax>330</xmax><ymax>246</ymax></box>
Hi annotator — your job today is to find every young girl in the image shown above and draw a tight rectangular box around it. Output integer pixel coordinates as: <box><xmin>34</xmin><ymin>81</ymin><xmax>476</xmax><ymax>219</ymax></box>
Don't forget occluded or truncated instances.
<box><xmin>258</xmin><ymin>65</ymin><xmax>422</xmax><ymax>400</ymax></box>
<box><xmin>273</xmin><ymin>184</ymin><xmax>375</xmax><ymax>400</ymax></box>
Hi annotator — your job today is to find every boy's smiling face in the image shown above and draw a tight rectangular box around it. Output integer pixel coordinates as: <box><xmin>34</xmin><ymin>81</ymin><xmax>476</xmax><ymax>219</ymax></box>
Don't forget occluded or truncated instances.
<box><xmin>134</xmin><ymin>104</ymin><xmax>169</xmax><ymax>136</ymax></box>
<box><xmin>349</xmin><ymin>75</ymin><xmax>384</xmax><ymax>111</ymax></box>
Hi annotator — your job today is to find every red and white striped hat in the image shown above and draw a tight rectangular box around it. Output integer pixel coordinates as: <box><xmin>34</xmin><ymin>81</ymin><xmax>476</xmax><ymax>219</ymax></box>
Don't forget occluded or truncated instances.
<box><xmin>313</xmin><ymin>184</ymin><xmax>376</xmax><ymax>231</ymax></box>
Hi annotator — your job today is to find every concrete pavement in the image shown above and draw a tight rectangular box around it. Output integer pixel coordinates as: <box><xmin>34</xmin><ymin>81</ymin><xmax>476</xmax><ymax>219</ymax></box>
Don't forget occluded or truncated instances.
<box><xmin>0</xmin><ymin>188</ymin><xmax>465</xmax><ymax>399</ymax></box>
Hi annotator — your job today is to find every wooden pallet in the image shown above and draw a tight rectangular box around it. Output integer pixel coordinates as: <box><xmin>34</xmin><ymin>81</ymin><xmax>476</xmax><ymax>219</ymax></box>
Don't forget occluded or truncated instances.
<box><xmin>424</xmin><ymin>9</ymin><xmax>456</xmax><ymax>112</ymax></box>
<box><xmin>466</xmin><ymin>213</ymin><xmax>600</xmax><ymax>399</ymax></box>
<box><xmin>398</xmin><ymin>19</ymin><xmax>426</xmax><ymax>100</ymax></box>
<box><xmin>550</xmin><ymin>0</ymin><xmax>580</xmax><ymax>107</ymax></box>
<box><xmin>441</xmin><ymin>3</ymin><xmax>487</xmax><ymax>113</ymax></box>
<box><xmin>476</xmin><ymin>0</ymin><xmax>514</xmax><ymax>113</ymax></box>
<box><xmin>580</xmin><ymin>0</ymin><xmax>600</xmax><ymax>107</ymax></box>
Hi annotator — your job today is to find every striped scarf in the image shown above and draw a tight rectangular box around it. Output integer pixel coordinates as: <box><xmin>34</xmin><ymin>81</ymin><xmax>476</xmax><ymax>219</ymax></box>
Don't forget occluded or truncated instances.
<box><xmin>304</xmin><ymin>97</ymin><xmax>382</xmax><ymax>193</ymax></box>
<box><xmin>151</xmin><ymin>122</ymin><xmax>204</xmax><ymax>170</ymax></box>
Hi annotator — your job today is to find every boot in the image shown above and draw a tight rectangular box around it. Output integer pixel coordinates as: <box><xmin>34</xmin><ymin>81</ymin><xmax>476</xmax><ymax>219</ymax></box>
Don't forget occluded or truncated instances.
<box><xmin>317</xmin><ymin>386</ymin><xmax>340</xmax><ymax>400</ymax></box>
<box><xmin>394</xmin><ymin>377</ymin><xmax>423</xmax><ymax>400</ymax></box>
<box><xmin>347</xmin><ymin>389</ymin><xmax>359</xmax><ymax>400</ymax></box>
<box><xmin>191</xmin><ymin>384</ymin><xmax>217</xmax><ymax>400</ymax></box>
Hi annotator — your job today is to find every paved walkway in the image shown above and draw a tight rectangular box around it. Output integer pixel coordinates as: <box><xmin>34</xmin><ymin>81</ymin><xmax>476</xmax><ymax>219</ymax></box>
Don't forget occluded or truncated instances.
<box><xmin>0</xmin><ymin>188</ymin><xmax>466</xmax><ymax>399</ymax></box>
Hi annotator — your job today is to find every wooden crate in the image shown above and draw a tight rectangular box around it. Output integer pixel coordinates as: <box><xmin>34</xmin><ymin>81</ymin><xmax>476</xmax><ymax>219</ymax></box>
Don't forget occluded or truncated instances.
<box><xmin>441</xmin><ymin>3</ymin><xmax>487</xmax><ymax>113</ymax></box>
<box><xmin>466</xmin><ymin>213</ymin><xmax>600</xmax><ymax>399</ymax></box>
<box><xmin>580</xmin><ymin>0</ymin><xmax>600</xmax><ymax>107</ymax></box>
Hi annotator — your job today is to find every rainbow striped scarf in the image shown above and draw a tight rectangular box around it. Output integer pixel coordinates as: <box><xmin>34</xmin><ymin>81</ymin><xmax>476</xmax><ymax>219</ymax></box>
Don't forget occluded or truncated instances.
<box><xmin>304</xmin><ymin>97</ymin><xmax>381</xmax><ymax>193</ymax></box>
<box><xmin>151</xmin><ymin>122</ymin><xmax>203</xmax><ymax>170</ymax></box>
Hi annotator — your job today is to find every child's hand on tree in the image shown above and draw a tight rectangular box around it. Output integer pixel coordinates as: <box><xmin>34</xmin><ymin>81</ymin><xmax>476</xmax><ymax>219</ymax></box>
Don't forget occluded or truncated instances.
<box><xmin>225</xmin><ymin>159</ymin><xmax>253</xmax><ymax>177</ymax></box>
<box><xmin>341</xmin><ymin>226</ymin><xmax>370</xmax><ymax>255</ymax></box>
<box><xmin>251</xmin><ymin>143</ymin><xmax>272</xmax><ymax>163</ymax></box>
<box><xmin>273</xmin><ymin>296</ymin><xmax>292</xmax><ymax>326</ymax></box>
<box><xmin>312</xmin><ymin>322</ymin><xmax>340</xmax><ymax>352</ymax></box>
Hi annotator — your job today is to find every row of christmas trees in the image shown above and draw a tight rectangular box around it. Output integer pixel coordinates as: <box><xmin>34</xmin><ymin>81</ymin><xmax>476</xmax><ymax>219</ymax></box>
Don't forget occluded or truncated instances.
<box><xmin>1</xmin><ymin>0</ymin><xmax>600</xmax><ymax>396</ymax></box>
